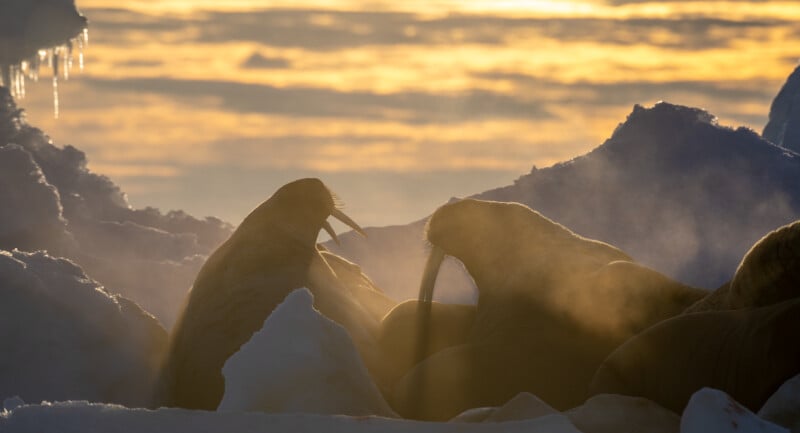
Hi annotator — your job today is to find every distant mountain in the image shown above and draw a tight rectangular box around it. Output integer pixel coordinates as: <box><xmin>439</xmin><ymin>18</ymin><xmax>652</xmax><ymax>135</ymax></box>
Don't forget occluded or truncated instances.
<box><xmin>0</xmin><ymin>87</ymin><xmax>233</xmax><ymax>327</ymax></box>
<box><xmin>328</xmin><ymin>102</ymin><xmax>800</xmax><ymax>301</ymax></box>
<box><xmin>764</xmin><ymin>64</ymin><xmax>800</xmax><ymax>153</ymax></box>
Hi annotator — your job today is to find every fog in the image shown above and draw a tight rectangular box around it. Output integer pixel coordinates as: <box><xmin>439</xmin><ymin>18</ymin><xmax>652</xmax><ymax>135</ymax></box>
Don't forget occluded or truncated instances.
<box><xmin>2</xmin><ymin>1</ymin><xmax>800</xmax><ymax>431</ymax></box>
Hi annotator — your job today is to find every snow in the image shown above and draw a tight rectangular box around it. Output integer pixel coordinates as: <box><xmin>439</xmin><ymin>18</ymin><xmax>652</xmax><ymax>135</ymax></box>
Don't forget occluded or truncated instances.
<box><xmin>0</xmin><ymin>0</ymin><xmax>89</xmax><ymax>117</ymax></box>
<box><xmin>0</xmin><ymin>401</ymin><xmax>582</xmax><ymax>433</ymax></box>
<box><xmin>680</xmin><ymin>388</ymin><xmax>788</xmax><ymax>433</ymax></box>
<box><xmin>0</xmin><ymin>249</ymin><xmax>167</xmax><ymax>407</ymax></box>
<box><xmin>0</xmin><ymin>144</ymin><xmax>72</xmax><ymax>252</ymax></box>
<box><xmin>764</xmin><ymin>66</ymin><xmax>800</xmax><ymax>153</ymax></box>
<box><xmin>3</xmin><ymin>397</ymin><xmax>25</xmax><ymax>413</ymax></box>
<box><xmin>0</xmin><ymin>89</ymin><xmax>234</xmax><ymax>328</ymax></box>
<box><xmin>449</xmin><ymin>392</ymin><xmax>558</xmax><ymax>423</ymax></box>
<box><xmin>566</xmin><ymin>394</ymin><xmax>680</xmax><ymax>433</ymax></box>
<box><xmin>758</xmin><ymin>374</ymin><xmax>800</xmax><ymax>431</ymax></box>
<box><xmin>485</xmin><ymin>392</ymin><xmax>558</xmax><ymax>422</ymax></box>
<box><xmin>5</xmin><ymin>387</ymin><xmax>800</xmax><ymax>433</ymax></box>
<box><xmin>219</xmin><ymin>288</ymin><xmax>396</xmax><ymax>418</ymax></box>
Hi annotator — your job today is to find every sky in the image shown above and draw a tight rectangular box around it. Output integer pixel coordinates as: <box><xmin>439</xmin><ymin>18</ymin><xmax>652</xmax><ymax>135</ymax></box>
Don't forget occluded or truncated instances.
<box><xmin>15</xmin><ymin>0</ymin><xmax>800</xmax><ymax>227</ymax></box>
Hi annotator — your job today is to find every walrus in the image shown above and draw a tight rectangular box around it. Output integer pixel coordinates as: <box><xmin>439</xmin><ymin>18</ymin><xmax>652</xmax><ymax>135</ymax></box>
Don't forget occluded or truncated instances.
<box><xmin>378</xmin><ymin>300</ymin><xmax>476</xmax><ymax>392</ymax></box>
<box><xmin>392</xmin><ymin>199</ymin><xmax>705</xmax><ymax>420</ymax></box>
<box><xmin>589</xmin><ymin>298</ymin><xmax>800</xmax><ymax>414</ymax></box>
<box><xmin>686</xmin><ymin>220</ymin><xmax>800</xmax><ymax>313</ymax></box>
<box><xmin>159</xmin><ymin>178</ymin><xmax>371</xmax><ymax>410</ymax></box>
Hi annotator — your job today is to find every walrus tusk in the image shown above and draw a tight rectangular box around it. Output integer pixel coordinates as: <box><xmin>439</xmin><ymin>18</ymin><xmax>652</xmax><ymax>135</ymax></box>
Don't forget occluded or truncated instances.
<box><xmin>321</xmin><ymin>220</ymin><xmax>340</xmax><ymax>245</ymax></box>
<box><xmin>407</xmin><ymin>244</ymin><xmax>446</xmax><ymax>415</ymax></box>
<box><xmin>418</xmin><ymin>245</ymin><xmax>445</xmax><ymax>304</ymax></box>
<box><xmin>330</xmin><ymin>208</ymin><xmax>367</xmax><ymax>237</ymax></box>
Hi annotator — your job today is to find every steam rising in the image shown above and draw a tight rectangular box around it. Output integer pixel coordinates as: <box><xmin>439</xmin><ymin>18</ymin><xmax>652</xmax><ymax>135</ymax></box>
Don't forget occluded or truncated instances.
<box><xmin>0</xmin><ymin>86</ymin><xmax>233</xmax><ymax>328</ymax></box>
<box><xmin>391</xmin><ymin>198</ymin><xmax>706</xmax><ymax>420</ymax></box>
<box><xmin>329</xmin><ymin>102</ymin><xmax>800</xmax><ymax>306</ymax></box>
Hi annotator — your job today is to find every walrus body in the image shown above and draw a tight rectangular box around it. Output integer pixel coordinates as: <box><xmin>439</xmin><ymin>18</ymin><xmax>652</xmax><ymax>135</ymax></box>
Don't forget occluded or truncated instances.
<box><xmin>159</xmin><ymin>178</ymin><xmax>370</xmax><ymax>410</ymax></box>
<box><xmin>394</xmin><ymin>199</ymin><xmax>705</xmax><ymax>420</ymax></box>
<box><xmin>592</xmin><ymin>221</ymin><xmax>800</xmax><ymax>414</ymax></box>
<box><xmin>590</xmin><ymin>298</ymin><xmax>800</xmax><ymax>414</ymax></box>
<box><xmin>378</xmin><ymin>300</ymin><xmax>476</xmax><ymax>392</ymax></box>
<box><xmin>686</xmin><ymin>220</ymin><xmax>800</xmax><ymax>313</ymax></box>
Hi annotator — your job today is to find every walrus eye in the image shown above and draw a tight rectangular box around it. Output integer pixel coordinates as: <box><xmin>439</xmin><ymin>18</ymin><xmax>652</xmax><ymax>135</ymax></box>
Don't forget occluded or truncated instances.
<box><xmin>330</xmin><ymin>208</ymin><xmax>367</xmax><ymax>237</ymax></box>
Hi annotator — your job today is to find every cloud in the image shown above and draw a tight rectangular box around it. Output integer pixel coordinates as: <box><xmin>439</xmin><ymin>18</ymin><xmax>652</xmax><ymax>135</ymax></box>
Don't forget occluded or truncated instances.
<box><xmin>87</xmin><ymin>77</ymin><xmax>553</xmax><ymax>123</ymax></box>
<box><xmin>603</xmin><ymin>0</ymin><xmax>775</xmax><ymax>3</ymax></box>
<box><xmin>240</xmin><ymin>52</ymin><xmax>291</xmax><ymax>69</ymax></box>
<box><xmin>475</xmin><ymin>72</ymin><xmax>774</xmax><ymax>104</ymax></box>
<box><xmin>84</xmin><ymin>7</ymin><xmax>793</xmax><ymax>52</ymax></box>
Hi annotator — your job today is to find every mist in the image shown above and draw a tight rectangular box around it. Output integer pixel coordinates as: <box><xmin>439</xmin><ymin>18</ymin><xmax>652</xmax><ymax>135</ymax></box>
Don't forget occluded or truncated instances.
<box><xmin>3</xmin><ymin>1</ymin><xmax>800</xmax><ymax>432</ymax></box>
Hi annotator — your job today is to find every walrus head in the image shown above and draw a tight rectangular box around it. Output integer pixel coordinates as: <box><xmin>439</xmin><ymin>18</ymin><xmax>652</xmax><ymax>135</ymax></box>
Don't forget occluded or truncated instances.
<box><xmin>419</xmin><ymin>198</ymin><xmax>629</xmax><ymax>303</ymax></box>
<box><xmin>162</xmin><ymin>178</ymin><xmax>367</xmax><ymax>410</ymax></box>
<box><xmin>235</xmin><ymin>178</ymin><xmax>365</xmax><ymax>249</ymax></box>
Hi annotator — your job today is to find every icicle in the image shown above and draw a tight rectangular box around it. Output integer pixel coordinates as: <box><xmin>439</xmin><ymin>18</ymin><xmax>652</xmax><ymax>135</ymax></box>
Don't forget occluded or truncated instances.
<box><xmin>2</xmin><ymin>28</ymin><xmax>88</xmax><ymax>118</ymax></box>
<box><xmin>53</xmin><ymin>75</ymin><xmax>60</xmax><ymax>119</ymax></box>
<box><xmin>63</xmin><ymin>44</ymin><xmax>71</xmax><ymax>81</ymax></box>
<box><xmin>8</xmin><ymin>66</ymin><xmax>14</xmax><ymax>97</ymax></box>
<box><xmin>77</xmin><ymin>34</ymin><xmax>85</xmax><ymax>71</ymax></box>
<box><xmin>53</xmin><ymin>50</ymin><xmax>60</xmax><ymax>119</ymax></box>
<box><xmin>19</xmin><ymin>69</ymin><xmax>25</xmax><ymax>99</ymax></box>
<box><xmin>11</xmin><ymin>65</ymin><xmax>24</xmax><ymax>99</ymax></box>
<box><xmin>0</xmin><ymin>66</ymin><xmax>8</xmax><ymax>89</ymax></box>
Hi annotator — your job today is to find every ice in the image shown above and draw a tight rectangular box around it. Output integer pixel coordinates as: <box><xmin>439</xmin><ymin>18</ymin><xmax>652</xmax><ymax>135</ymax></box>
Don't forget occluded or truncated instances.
<box><xmin>680</xmin><ymin>388</ymin><xmax>788</xmax><ymax>433</ymax></box>
<box><xmin>2</xmin><ymin>24</ymin><xmax>88</xmax><ymax>118</ymax></box>
<box><xmin>0</xmin><ymin>401</ymin><xmax>583</xmax><ymax>433</ymax></box>
<box><xmin>218</xmin><ymin>288</ymin><xmax>396</xmax><ymax>417</ymax></box>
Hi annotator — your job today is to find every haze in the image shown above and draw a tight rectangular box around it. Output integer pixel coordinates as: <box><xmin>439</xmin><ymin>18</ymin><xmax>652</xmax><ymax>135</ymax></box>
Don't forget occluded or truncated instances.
<box><xmin>17</xmin><ymin>0</ymin><xmax>800</xmax><ymax>227</ymax></box>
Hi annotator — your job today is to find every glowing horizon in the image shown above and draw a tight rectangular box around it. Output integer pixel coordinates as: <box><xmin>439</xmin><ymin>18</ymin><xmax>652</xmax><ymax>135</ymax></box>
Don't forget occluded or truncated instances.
<box><xmin>15</xmin><ymin>0</ymin><xmax>800</xmax><ymax>225</ymax></box>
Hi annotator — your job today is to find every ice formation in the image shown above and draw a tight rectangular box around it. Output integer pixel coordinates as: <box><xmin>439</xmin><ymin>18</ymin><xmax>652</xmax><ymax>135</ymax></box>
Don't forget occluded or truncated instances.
<box><xmin>0</xmin><ymin>0</ymin><xmax>89</xmax><ymax>118</ymax></box>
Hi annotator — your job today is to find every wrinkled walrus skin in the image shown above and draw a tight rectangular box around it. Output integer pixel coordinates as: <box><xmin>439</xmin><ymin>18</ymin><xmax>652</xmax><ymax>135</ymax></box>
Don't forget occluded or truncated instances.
<box><xmin>590</xmin><ymin>298</ymin><xmax>800</xmax><ymax>414</ymax></box>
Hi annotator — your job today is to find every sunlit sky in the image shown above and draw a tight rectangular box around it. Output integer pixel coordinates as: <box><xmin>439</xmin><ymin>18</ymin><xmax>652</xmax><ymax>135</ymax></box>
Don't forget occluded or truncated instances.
<box><xmin>17</xmin><ymin>0</ymin><xmax>800</xmax><ymax>227</ymax></box>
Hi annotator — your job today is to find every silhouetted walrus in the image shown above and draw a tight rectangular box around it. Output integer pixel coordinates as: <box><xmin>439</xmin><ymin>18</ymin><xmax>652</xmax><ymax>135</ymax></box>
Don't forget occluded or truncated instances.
<box><xmin>392</xmin><ymin>199</ymin><xmax>705</xmax><ymax>420</ymax></box>
<box><xmin>378</xmin><ymin>300</ymin><xmax>476</xmax><ymax>391</ymax></box>
<box><xmin>589</xmin><ymin>298</ymin><xmax>800</xmax><ymax>414</ymax></box>
<box><xmin>686</xmin><ymin>220</ymin><xmax>800</xmax><ymax>313</ymax></box>
<box><xmin>159</xmin><ymin>178</ymin><xmax>369</xmax><ymax>410</ymax></box>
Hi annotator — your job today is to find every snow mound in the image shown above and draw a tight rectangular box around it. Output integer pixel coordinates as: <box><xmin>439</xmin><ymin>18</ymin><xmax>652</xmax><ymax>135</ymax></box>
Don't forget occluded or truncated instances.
<box><xmin>218</xmin><ymin>288</ymin><xmax>396</xmax><ymax>417</ymax></box>
<box><xmin>758</xmin><ymin>374</ymin><xmax>800</xmax><ymax>431</ymax></box>
<box><xmin>0</xmin><ymin>250</ymin><xmax>167</xmax><ymax>407</ymax></box>
<box><xmin>566</xmin><ymin>394</ymin><xmax>680</xmax><ymax>433</ymax></box>
<box><xmin>0</xmin><ymin>144</ymin><xmax>72</xmax><ymax>252</ymax></box>
<box><xmin>0</xmin><ymin>87</ymin><xmax>233</xmax><ymax>328</ymax></box>
<box><xmin>680</xmin><ymin>388</ymin><xmax>788</xmax><ymax>433</ymax></box>
<box><xmin>0</xmin><ymin>401</ymin><xmax>582</xmax><ymax>433</ymax></box>
<box><xmin>764</xmin><ymin>65</ymin><xmax>800</xmax><ymax>153</ymax></box>
<box><xmin>0</xmin><ymin>0</ymin><xmax>89</xmax><ymax>116</ymax></box>
<box><xmin>449</xmin><ymin>392</ymin><xmax>557</xmax><ymax>423</ymax></box>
